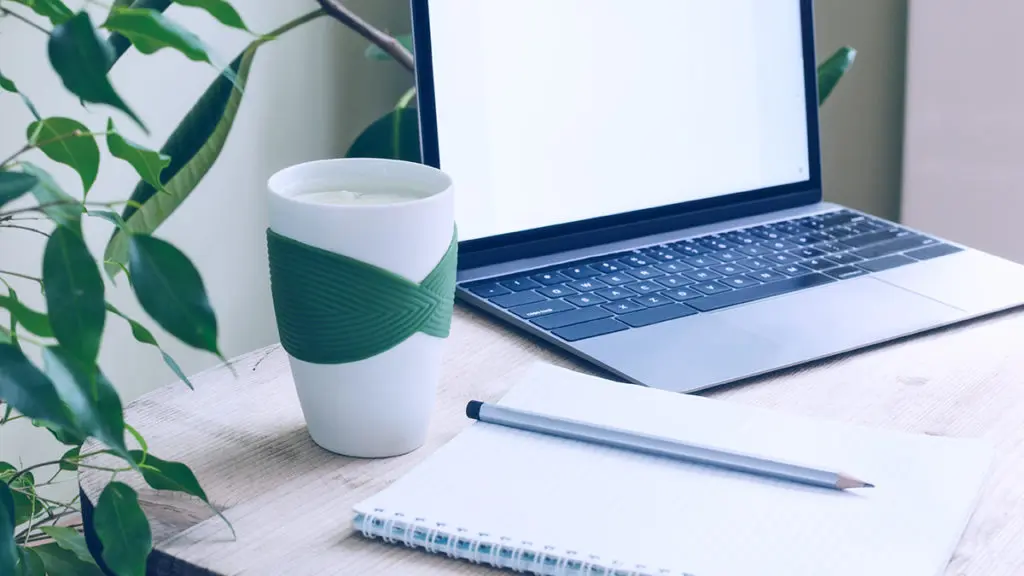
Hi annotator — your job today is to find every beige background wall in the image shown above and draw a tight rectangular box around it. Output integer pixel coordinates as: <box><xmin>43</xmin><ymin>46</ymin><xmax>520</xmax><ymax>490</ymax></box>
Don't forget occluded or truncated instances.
<box><xmin>815</xmin><ymin>0</ymin><xmax>909</xmax><ymax>221</ymax></box>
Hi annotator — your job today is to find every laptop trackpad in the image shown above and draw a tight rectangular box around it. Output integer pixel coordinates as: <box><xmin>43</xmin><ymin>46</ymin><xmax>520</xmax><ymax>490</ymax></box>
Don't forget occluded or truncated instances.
<box><xmin>584</xmin><ymin>277</ymin><xmax>964</xmax><ymax>392</ymax></box>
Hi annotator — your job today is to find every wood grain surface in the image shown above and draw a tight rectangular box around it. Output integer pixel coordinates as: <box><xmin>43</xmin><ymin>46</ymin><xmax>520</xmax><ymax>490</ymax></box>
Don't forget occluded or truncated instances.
<box><xmin>81</xmin><ymin>306</ymin><xmax>1024</xmax><ymax>575</ymax></box>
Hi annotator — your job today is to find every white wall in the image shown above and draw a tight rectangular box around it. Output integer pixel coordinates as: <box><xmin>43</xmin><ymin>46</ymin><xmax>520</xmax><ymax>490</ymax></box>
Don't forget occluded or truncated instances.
<box><xmin>0</xmin><ymin>0</ymin><xmax>412</xmax><ymax>478</ymax></box>
<box><xmin>901</xmin><ymin>0</ymin><xmax>1024</xmax><ymax>263</ymax></box>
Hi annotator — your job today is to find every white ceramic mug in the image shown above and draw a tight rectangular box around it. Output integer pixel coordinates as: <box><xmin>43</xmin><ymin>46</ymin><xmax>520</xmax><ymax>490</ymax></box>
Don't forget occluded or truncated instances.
<box><xmin>266</xmin><ymin>158</ymin><xmax>454</xmax><ymax>458</ymax></box>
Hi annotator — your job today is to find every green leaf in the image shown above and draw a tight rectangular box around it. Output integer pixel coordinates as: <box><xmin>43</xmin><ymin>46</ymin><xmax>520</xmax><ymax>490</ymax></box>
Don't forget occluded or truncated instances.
<box><xmin>130</xmin><ymin>450</ymin><xmax>233</xmax><ymax>536</ymax></box>
<box><xmin>42</xmin><ymin>347</ymin><xmax>131</xmax><ymax>462</ymax></box>
<box><xmin>19</xmin><ymin>162</ymin><xmax>83</xmax><ymax>230</ymax></box>
<box><xmin>174</xmin><ymin>0</ymin><xmax>248</xmax><ymax>31</ymax></box>
<box><xmin>48</xmin><ymin>12</ymin><xmax>146</xmax><ymax>132</ymax></box>
<box><xmin>59</xmin><ymin>446</ymin><xmax>80</xmax><ymax>471</ymax></box>
<box><xmin>364</xmin><ymin>33</ymin><xmax>413</xmax><ymax>60</ymax></box>
<box><xmin>1</xmin><ymin>465</ymin><xmax>37</xmax><ymax>528</ymax></box>
<box><xmin>0</xmin><ymin>344</ymin><xmax>77</xmax><ymax>434</ymax></box>
<box><xmin>43</xmin><ymin>226</ymin><xmax>106</xmax><ymax>364</ymax></box>
<box><xmin>39</xmin><ymin>526</ymin><xmax>95</xmax><ymax>565</ymax></box>
<box><xmin>127</xmin><ymin>235</ymin><xmax>219</xmax><ymax>354</ymax></box>
<box><xmin>0</xmin><ymin>288</ymin><xmax>52</xmax><ymax>339</ymax></box>
<box><xmin>106</xmin><ymin>303</ymin><xmax>192</xmax><ymax>389</ymax></box>
<box><xmin>104</xmin><ymin>42</ymin><xmax>261</xmax><ymax>276</ymax></box>
<box><xmin>0</xmin><ymin>70</ymin><xmax>40</xmax><ymax>121</ymax></box>
<box><xmin>32</xmin><ymin>543</ymin><xmax>104</xmax><ymax>576</ymax></box>
<box><xmin>88</xmin><ymin>209</ymin><xmax>127</xmax><ymax>230</ymax></box>
<box><xmin>94</xmin><ymin>482</ymin><xmax>151</xmax><ymax>576</ymax></box>
<box><xmin>103</xmin><ymin>7</ymin><xmax>211</xmax><ymax>64</ymax></box>
<box><xmin>125</xmin><ymin>423</ymin><xmax>147</xmax><ymax>454</ymax></box>
<box><xmin>346</xmin><ymin>107</ymin><xmax>421</xmax><ymax>162</ymax></box>
<box><xmin>107</xmin><ymin>0</ymin><xmax>173</xmax><ymax>62</ymax></box>
<box><xmin>15</xmin><ymin>546</ymin><xmax>44</xmax><ymax>576</ymax></box>
<box><xmin>818</xmin><ymin>46</ymin><xmax>857</xmax><ymax>106</ymax></box>
<box><xmin>0</xmin><ymin>482</ymin><xmax>17</xmax><ymax>575</ymax></box>
<box><xmin>8</xmin><ymin>0</ymin><xmax>73</xmax><ymax>26</ymax></box>
<box><xmin>106</xmin><ymin>119</ymin><xmax>170</xmax><ymax>193</ymax></box>
<box><xmin>26</xmin><ymin>117</ymin><xmax>101</xmax><ymax>194</ymax></box>
<box><xmin>39</xmin><ymin>420</ymin><xmax>86</xmax><ymax>446</ymax></box>
<box><xmin>0</xmin><ymin>172</ymin><xmax>38</xmax><ymax>210</ymax></box>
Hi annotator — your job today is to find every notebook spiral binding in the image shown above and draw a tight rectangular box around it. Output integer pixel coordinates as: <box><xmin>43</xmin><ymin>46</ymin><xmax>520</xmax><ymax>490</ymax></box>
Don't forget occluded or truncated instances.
<box><xmin>355</xmin><ymin>509</ymin><xmax>696</xmax><ymax>576</ymax></box>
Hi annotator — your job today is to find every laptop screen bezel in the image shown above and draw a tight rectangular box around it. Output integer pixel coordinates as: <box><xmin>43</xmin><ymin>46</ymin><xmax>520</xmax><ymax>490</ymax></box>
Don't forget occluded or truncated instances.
<box><xmin>411</xmin><ymin>0</ymin><xmax>823</xmax><ymax>270</ymax></box>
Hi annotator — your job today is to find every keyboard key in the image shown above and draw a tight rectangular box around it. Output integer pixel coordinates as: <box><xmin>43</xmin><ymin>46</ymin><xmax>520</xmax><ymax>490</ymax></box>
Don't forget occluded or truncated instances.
<box><xmin>672</xmin><ymin>242</ymin><xmax>711</xmax><ymax>256</ymax></box>
<box><xmin>619</xmin><ymin>254</ymin><xmax>653</xmax><ymax>267</ymax></box>
<box><xmin>720</xmin><ymin>276</ymin><xmax>760</xmax><ymax>289</ymax></box>
<box><xmin>789</xmin><ymin>247</ymin><xmax>826</xmax><ymax>259</ymax></box>
<box><xmin>858</xmin><ymin>254</ymin><xmax>916</xmax><ymax>272</ymax></box>
<box><xmin>824</xmin><ymin>252</ymin><xmax>863</xmax><ymax>266</ymax></box>
<box><xmin>531</xmin><ymin>271</ymin><xmax>571</xmax><ymax>286</ymax></box>
<box><xmin>561</xmin><ymin>265</ymin><xmax>601</xmax><ymax>279</ymax></box>
<box><xmin>633</xmin><ymin>294</ymin><xmax>672</xmax><ymax>308</ymax></box>
<box><xmin>500</xmin><ymin>277</ymin><xmax>541</xmax><ymax>292</ymax></box>
<box><xmin>824</xmin><ymin>266</ymin><xmax>868</xmax><ymax>280</ymax></box>
<box><xmin>711</xmin><ymin>263</ymin><xmax>748</xmax><ymax>275</ymax></box>
<box><xmin>565</xmin><ymin>293</ymin><xmax>608</xmax><ymax>307</ymax></box>
<box><xmin>818</xmin><ymin>210</ymin><xmax>859</xmax><ymax>228</ymax></box>
<box><xmin>747</xmin><ymin>269</ymin><xmax>787</xmax><ymax>283</ymax></box>
<box><xmin>906</xmin><ymin>243</ymin><xmax>963</xmax><ymax>261</ymax></box>
<box><xmin>538</xmin><ymin>285</ymin><xmax>577</xmax><ymax>298</ymax></box>
<box><xmin>827</xmin><ymin>225</ymin><xmax>858</xmax><ymax>239</ymax></box>
<box><xmin>760</xmin><ymin>239</ymin><xmax>799</xmax><ymax>251</ymax></box>
<box><xmin>736</xmin><ymin>244</ymin><xmax>773</xmax><ymax>257</ymax></box>
<box><xmin>791</xmin><ymin>233</ymin><xmax>829</xmax><ymax>245</ymax></box>
<box><xmin>738</xmin><ymin>258</ymin><xmax>771</xmax><ymax>270</ymax></box>
<box><xmin>532</xmin><ymin>306</ymin><xmax>612</xmax><ymax>330</ymax></box>
<box><xmin>773</xmin><ymin>263</ymin><xmax>812</xmax><ymax>277</ymax></box>
<box><xmin>596</xmin><ymin>287</ymin><xmax>637</xmax><ymax>301</ymax></box>
<box><xmin>724</xmin><ymin>233</ymin><xmax>758</xmax><ymax>246</ymax></box>
<box><xmin>467</xmin><ymin>283</ymin><xmax>511</xmax><ymax>298</ymax></box>
<box><xmin>802</xmin><ymin>258</ymin><xmax>836</xmax><ymax>271</ymax></box>
<box><xmin>712</xmin><ymin>250</ymin><xmax>742</xmax><ymax>262</ymax></box>
<box><xmin>764</xmin><ymin>252</ymin><xmax>798</xmax><ymax>265</ymax></box>
<box><xmin>655</xmin><ymin>261</ymin><xmax>692</xmax><ymax>274</ymax></box>
<box><xmin>644</xmin><ymin>248</ymin><xmax>685</xmax><ymax>262</ymax></box>
<box><xmin>682</xmin><ymin>255</ymin><xmax>720</xmax><ymax>267</ymax></box>
<box><xmin>852</xmin><ymin>236</ymin><xmax>938</xmax><ymax>259</ymax></box>
<box><xmin>749</xmin><ymin>226</ymin><xmax>784</xmax><ymax>241</ymax></box>
<box><xmin>491</xmin><ymin>290</ymin><xmax>546</xmax><ymax>308</ymax></box>
<box><xmin>851</xmin><ymin>221</ymin><xmax>882</xmax><ymax>234</ymax></box>
<box><xmin>771</xmin><ymin>222</ymin><xmax>804</xmax><ymax>235</ymax></box>
<box><xmin>814</xmin><ymin>242</ymin><xmax>848</xmax><ymax>253</ymax></box>
<box><xmin>696</xmin><ymin>237</ymin><xmax>732</xmax><ymax>251</ymax></box>
<box><xmin>629</xmin><ymin>281</ymin><xmax>662</xmax><ymax>294</ymax></box>
<box><xmin>552</xmin><ymin>318</ymin><xmax>628</xmax><ymax>342</ymax></box>
<box><xmin>617</xmin><ymin>304</ymin><xmax>697</xmax><ymax>328</ymax></box>
<box><xmin>602</xmin><ymin>300</ymin><xmax>646</xmax><ymax>314</ymax></box>
<box><xmin>664</xmin><ymin>287</ymin><xmax>703</xmax><ymax>302</ymax></box>
<box><xmin>567</xmin><ymin>278</ymin><xmax>607</xmax><ymax>292</ymax></box>
<box><xmin>693</xmin><ymin>282</ymin><xmax>732</xmax><ymax>295</ymax></box>
<box><xmin>841</xmin><ymin>228</ymin><xmax>905</xmax><ymax>249</ymax></box>
<box><xmin>590</xmin><ymin>261</ymin><xmax>626</xmax><ymax>274</ymax></box>
<box><xmin>682</xmin><ymin>269</ymin><xmax>722</xmax><ymax>282</ymax></box>
<box><xmin>599</xmin><ymin>273</ymin><xmax>633</xmax><ymax>287</ymax></box>
<box><xmin>688</xmin><ymin>273</ymin><xmax>836</xmax><ymax>312</ymax></box>
<box><xmin>509</xmin><ymin>299</ymin><xmax>574</xmax><ymax>320</ymax></box>
<box><xmin>655</xmin><ymin>275</ymin><xmax>690</xmax><ymax>288</ymax></box>
<box><xmin>626</xmin><ymin>267</ymin><xmax>664</xmax><ymax>280</ymax></box>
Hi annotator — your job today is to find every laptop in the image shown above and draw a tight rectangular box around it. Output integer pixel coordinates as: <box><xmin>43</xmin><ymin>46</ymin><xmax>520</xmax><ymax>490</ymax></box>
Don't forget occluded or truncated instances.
<box><xmin>410</xmin><ymin>0</ymin><xmax>1024</xmax><ymax>393</ymax></box>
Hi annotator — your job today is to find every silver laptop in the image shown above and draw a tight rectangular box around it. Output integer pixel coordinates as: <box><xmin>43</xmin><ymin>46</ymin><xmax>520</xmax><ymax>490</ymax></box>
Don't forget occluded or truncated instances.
<box><xmin>411</xmin><ymin>0</ymin><xmax>1024</xmax><ymax>393</ymax></box>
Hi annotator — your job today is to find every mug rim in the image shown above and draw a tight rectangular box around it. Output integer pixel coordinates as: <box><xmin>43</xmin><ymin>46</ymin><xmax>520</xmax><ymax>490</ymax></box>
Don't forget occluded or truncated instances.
<box><xmin>267</xmin><ymin>158</ymin><xmax>452</xmax><ymax>211</ymax></box>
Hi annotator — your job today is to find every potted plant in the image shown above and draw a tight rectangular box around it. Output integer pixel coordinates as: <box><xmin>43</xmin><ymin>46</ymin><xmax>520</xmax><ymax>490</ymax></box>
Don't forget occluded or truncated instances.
<box><xmin>0</xmin><ymin>0</ymin><xmax>856</xmax><ymax>572</ymax></box>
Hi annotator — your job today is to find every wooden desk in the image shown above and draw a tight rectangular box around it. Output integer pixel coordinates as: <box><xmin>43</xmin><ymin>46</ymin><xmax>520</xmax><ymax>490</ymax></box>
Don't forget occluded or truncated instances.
<box><xmin>81</xmin><ymin>307</ymin><xmax>1024</xmax><ymax>575</ymax></box>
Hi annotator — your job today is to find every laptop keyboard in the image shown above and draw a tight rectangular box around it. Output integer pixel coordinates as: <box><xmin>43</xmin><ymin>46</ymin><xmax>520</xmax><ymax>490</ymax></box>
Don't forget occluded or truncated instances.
<box><xmin>461</xmin><ymin>210</ymin><xmax>963</xmax><ymax>342</ymax></box>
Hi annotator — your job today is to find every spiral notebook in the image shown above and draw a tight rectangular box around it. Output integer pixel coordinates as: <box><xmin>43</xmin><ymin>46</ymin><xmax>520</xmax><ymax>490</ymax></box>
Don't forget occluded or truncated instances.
<box><xmin>352</xmin><ymin>363</ymin><xmax>992</xmax><ymax>576</ymax></box>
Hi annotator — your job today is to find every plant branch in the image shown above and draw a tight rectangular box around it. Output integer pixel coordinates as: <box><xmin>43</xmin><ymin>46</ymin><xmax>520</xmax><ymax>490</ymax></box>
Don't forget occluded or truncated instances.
<box><xmin>2</xmin><ymin>130</ymin><xmax>112</xmax><ymax>169</ymax></box>
<box><xmin>0</xmin><ymin>7</ymin><xmax>50</xmax><ymax>35</ymax></box>
<box><xmin>0</xmin><ymin>269</ymin><xmax>42</xmax><ymax>284</ymax></box>
<box><xmin>0</xmin><ymin>223</ymin><xmax>49</xmax><ymax>238</ymax></box>
<box><xmin>10</xmin><ymin>459</ymin><xmax>63</xmax><ymax>483</ymax></box>
<box><xmin>317</xmin><ymin>0</ymin><xmax>414</xmax><ymax>72</ymax></box>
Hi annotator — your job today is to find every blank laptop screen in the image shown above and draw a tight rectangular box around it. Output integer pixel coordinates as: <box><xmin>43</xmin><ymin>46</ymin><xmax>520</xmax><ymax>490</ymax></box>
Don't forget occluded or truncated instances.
<box><xmin>425</xmin><ymin>0</ymin><xmax>810</xmax><ymax>242</ymax></box>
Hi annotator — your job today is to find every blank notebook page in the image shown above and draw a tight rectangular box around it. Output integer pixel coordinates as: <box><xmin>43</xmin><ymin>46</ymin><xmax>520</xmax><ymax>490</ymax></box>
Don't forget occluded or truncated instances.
<box><xmin>354</xmin><ymin>363</ymin><xmax>992</xmax><ymax>576</ymax></box>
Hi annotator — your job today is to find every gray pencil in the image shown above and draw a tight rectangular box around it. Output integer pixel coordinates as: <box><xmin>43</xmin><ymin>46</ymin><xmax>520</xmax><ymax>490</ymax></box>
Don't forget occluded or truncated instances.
<box><xmin>465</xmin><ymin>401</ymin><xmax>873</xmax><ymax>491</ymax></box>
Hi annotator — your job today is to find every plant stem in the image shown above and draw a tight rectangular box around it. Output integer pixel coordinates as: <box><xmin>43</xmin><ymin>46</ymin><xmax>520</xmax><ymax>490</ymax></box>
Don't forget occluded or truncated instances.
<box><xmin>10</xmin><ymin>459</ymin><xmax>63</xmax><ymax>483</ymax></box>
<box><xmin>1</xmin><ymin>131</ymin><xmax>112</xmax><ymax>169</ymax></box>
<box><xmin>317</xmin><ymin>0</ymin><xmax>414</xmax><ymax>72</ymax></box>
<box><xmin>0</xmin><ymin>7</ymin><xmax>50</xmax><ymax>35</ymax></box>
<box><xmin>0</xmin><ymin>223</ymin><xmax>49</xmax><ymax>238</ymax></box>
<box><xmin>0</xmin><ymin>269</ymin><xmax>42</xmax><ymax>284</ymax></box>
<box><xmin>262</xmin><ymin>7</ymin><xmax>327</xmax><ymax>40</ymax></box>
<box><xmin>79</xmin><ymin>463</ymin><xmax>133</xmax><ymax>473</ymax></box>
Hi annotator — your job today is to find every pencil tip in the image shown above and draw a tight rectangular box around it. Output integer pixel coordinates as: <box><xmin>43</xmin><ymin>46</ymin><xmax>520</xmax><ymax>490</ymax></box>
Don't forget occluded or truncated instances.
<box><xmin>863</xmin><ymin>483</ymin><xmax>874</xmax><ymax>489</ymax></box>
<box><xmin>836</xmin><ymin>476</ymin><xmax>874</xmax><ymax>490</ymax></box>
